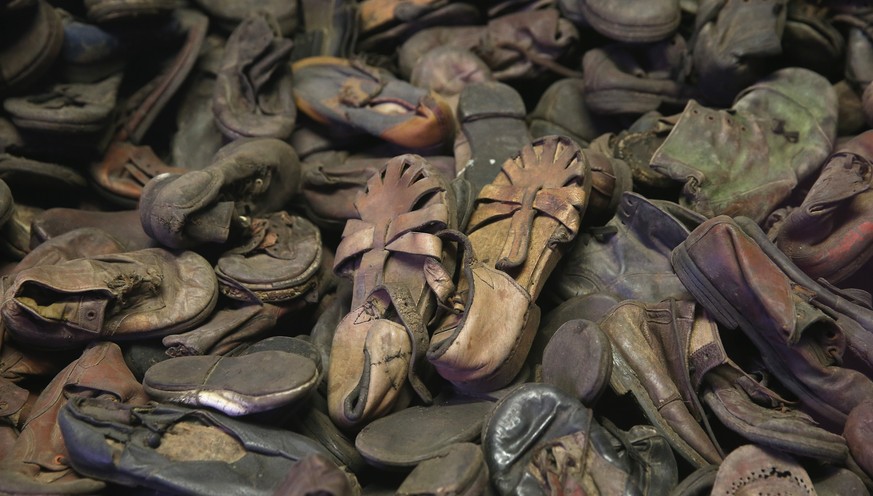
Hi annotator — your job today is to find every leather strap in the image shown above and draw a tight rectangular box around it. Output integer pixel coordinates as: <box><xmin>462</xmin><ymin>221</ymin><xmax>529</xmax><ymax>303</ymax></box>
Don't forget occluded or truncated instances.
<box><xmin>468</xmin><ymin>181</ymin><xmax>585</xmax><ymax>269</ymax></box>
<box><xmin>370</xmin><ymin>285</ymin><xmax>433</xmax><ymax>405</ymax></box>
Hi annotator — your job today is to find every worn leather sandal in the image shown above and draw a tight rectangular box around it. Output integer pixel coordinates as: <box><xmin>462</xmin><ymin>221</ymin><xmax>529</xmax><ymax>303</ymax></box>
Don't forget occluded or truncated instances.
<box><xmin>427</xmin><ymin>135</ymin><xmax>592</xmax><ymax>393</ymax></box>
<box><xmin>298</xmin><ymin>151</ymin><xmax>456</xmax><ymax>232</ymax></box>
<box><xmin>426</xmin><ymin>230</ymin><xmax>537</xmax><ymax>393</ymax></box>
<box><xmin>328</xmin><ymin>154</ymin><xmax>455</xmax><ymax>429</ymax></box>
<box><xmin>463</xmin><ymin>135</ymin><xmax>591</xmax><ymax>300</ymax></box>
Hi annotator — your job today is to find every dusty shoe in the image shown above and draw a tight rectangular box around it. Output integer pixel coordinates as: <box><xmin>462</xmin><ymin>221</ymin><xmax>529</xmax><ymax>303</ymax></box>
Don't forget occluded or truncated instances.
<box><xmin>0</xmin><ymin>342</ymin><xmax>149</xmax><ymax>496</ymax></box>
<box><xmin>30</xmin><ymin>208</ymin><xmax>157</xmax><ymax>251</ymax></box>
<box><xmin>139</xmin><ymin>137</ymin><xmax>301</xmax><ymax>249</ymax></box>
<box><xmin>454</xmin><ymin>81</ymin><xmax>531</xmax><ymax>196</ymax></box>
<box><xmin>409</xmin><ymin>46</ymin><xmax>493</xmax><ymax>113</ymax></box>
<box><xmin>215</xmin><ymin>211</ymin><xmax>322</xmax><ymax>303</ymax></box>
<box><xmin>482</xmin><ymin>383</ymin><xmax>641</xmax><ymax>495</ymax></box>
<box><xmin>650</xmin><ymin>68</ymin><xmax>837</xmax><ymax>223</ymax></box>
<box><xmin>292</xmin><ymin>56</ymin><xmax>454</xmax><ymax>150</ymax></box>
<box><xmin>292</xmin><ymin>0</ymin><xmax>357</xmax><ymax>59</ymax></box>
<box><xmin>599</xmin><ymin>299</ymin><xmax>723</xmax><ymax>467</ymax></box>
<box><xmin>0</xmin><ymin>0</ymin><xmax>63</xmax><ymax>96</ymax></box>
<box><xmin>710</xmin><ymin>444</ymin><xmax>816</xmax><ymax>495</ymax></box>
<box><xmin>213</xmin><ymin>12</ymin><xmax>296</xmax><ymax>141</ymax></box>
<box><xmin>527</xmin><ymin>77</ymin><xmax>615</xmax><ymax>148</ymax></box>
<box><xmin>16</xmin><ymin>227</ymin><xmax>127</xmax><ymax>277</ymax></box>
<box><xmin>551</xmin><ymin>191</ymin><xmax>705</xmax><ymax>304</ymax></box>
<box><xmin>579</xmin><ymin>0</ymin><xmax>681</xmax><ymax>42</ymax></box>
<box><xmin>171</xmin><ymin>35</ymin><xmax>226</xmax><ymax>172</ymax></box>
<box><xmin>844</xmin><ymin>401</ymin><xmax>873</xmax><ymax>479</ymax></box>
<box><xmin>692</xmin><ymin>0</ymin><xmax>788</xmax><ymax>105</ymax></box>
<box><xmin>56</xmin><ymin>15</ymin><xmax>125</xmax><ymax>83</ymax></box>
<box><xmin>143</xmin><ymin>337</ymin><xmax>320</xmax><ymax>416</ymax></box>
<box><xmin>582</xmin><ymin>34</ymin><xmax>693</xmax><ymax>115</ymax></box>
<box><xmin>109</xmin><ymin>8</ymin><xmax>210</xmax><ymax>145</ymax></box>
<box><xmin>273</xmin><ymin>453</ymin><xmax>357</xmax><ymax>496</ymax></box>
<box><xmin>541</xmin><ymin>319</ymin><xmax>613</xmax><ymax>406</ymax></box>
<box><xmin>3</xmin><ymin>248</ymin><xmax>218</xmax><ymax>349</ymax></box>
<box><xmin>160</xmin><ymin>302</ymin><xmax>290</xmax><ymax>357</ymax></box>
<box><xmin>672</xmin><ymin>215</ymin><xmax>873</xmax><ymax>430</ymax></box>
<box><xmin>398</xmin><ymin>8</ymin><xmax>580</xmax><ymax>81</ymax></box>
<box><xmin>83</xmin><ymin>0</ymin><xmax>175</xmax><ymax>23</ymax></box>
<box><xmin>356</xmin><ymin>0</ymin><xmax>480</xmax><ymax>53</ymax></box>
<box><xmin>2</xmin><ymin>73</ymin><xmax>122</xmax><ymax>136</ymax></box>
<box><xmin>737</xmin><ymin>215</ymin><xmax>873</xmax><ymax>381</ymax></box>
<box><xmin>780</xmin><ymin>0</ymin><xmax>844</xmax><ymax>80</ymax></box>
<box><xmin>396</xmin><ymin>442</ymin><xmax>488</xmax><ymax>496</ymax></box>
<box><xmin>193</xmin><ymin>0</ymin><xmax>296</xmax><ymax>35</ymax></box>
<box><xmin>772</xmin><ymin>130</ymin><xmax>873</xmax><ymax>283</ymax></box>
<box><xmin>58</xmin><ymin>397</ymin><xmax>335</xmax><ymax>495</ymax></box>
<box><xmin>428</xmin><ymin>136</ymin><xmax>592</xmax><ymax>392</ymax></box>
<box><xmin>90</xmin><ymin>142</ymin><xmax>188</xmax><ymax>208</ymax></box>
<box><xmin>355</xmin><ymin>396</ymin><xmax>494</xmax><ymax>468</ymax></box>
<box><xmin>669</xmin><ymin>301</ymin><xmax>849</xmax><ymax>463</ymax></box>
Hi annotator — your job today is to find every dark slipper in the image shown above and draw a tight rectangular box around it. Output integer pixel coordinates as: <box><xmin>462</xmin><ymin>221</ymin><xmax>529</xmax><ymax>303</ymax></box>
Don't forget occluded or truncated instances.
<box><xmin>213</xmin><ymin>13</ymin><xmax>296</xmax><ymax>140</ymax></box>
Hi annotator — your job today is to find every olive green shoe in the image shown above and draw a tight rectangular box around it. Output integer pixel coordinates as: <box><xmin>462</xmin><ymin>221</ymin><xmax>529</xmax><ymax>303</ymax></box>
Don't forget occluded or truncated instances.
<box><xmin>649</xmin><ymin>67</ymin><xmax>837</xmax><ymax>223</ymax></box>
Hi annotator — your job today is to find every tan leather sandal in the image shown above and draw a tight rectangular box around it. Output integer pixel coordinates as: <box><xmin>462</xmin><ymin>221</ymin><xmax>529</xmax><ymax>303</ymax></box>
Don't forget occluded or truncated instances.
<box><xmin>427</xmin><ymin>135</ymin><xmax>592</xmax><ymax>392</ymax></box>
<box><xmin>327</xmin><ymin>154</ymin><xmax>456</xmax><ymax>429</ymax></box>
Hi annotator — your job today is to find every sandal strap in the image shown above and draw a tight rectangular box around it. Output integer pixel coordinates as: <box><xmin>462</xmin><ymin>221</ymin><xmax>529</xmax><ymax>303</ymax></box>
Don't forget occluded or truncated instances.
<box><xmin>469</xmin><ymin>183</ymin><xmax>586</xmax><ymax>269</ymax></box>
<box><xmin>467</xmin><ymin>138</ymin><xmax>588</xmax><ymax>268</ymax></box>
<box><xmin>335</xmin><ymin>203</ymin><xmax>448</xmax><ymax>273</ymax></box>
<box><xmin>370</xmin><ymin>285</ymin><xmax>433</xmax><ymax>404</ymax></box>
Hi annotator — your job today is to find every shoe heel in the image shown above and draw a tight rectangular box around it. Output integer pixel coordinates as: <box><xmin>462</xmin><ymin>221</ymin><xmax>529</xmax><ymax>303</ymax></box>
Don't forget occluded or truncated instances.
<box><xmin>671</xmin><ymin>245</ymin><xmax>739</xmax><ymax>329</ymax></box>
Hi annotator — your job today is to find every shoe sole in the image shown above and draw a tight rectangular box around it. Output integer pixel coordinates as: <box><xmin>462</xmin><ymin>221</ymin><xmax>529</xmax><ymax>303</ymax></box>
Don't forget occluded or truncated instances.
<box><xmin>579</xmin><ymin>2</ymin><xmax>680</xmax><ymax>43</ymax></box>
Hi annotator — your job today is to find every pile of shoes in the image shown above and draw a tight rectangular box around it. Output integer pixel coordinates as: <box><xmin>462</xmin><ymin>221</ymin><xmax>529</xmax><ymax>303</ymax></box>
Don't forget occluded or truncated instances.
<box><xmin>2</xmin><ymin>0</ymin><xmax>873</xmax><ymax>494</ymax></box>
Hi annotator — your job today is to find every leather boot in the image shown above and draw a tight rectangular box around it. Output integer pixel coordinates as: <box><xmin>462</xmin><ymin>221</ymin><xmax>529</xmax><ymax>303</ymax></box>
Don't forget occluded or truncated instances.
<box><xmin>0</xmin><ymin>341</ymin><xmax>149</xmax><ymax>494</ymax></box>
<box><xmin>552</xmin><ymin>191</ymin><xmax>705</xmax><ymax>304</ymax></box>
<box><xmin>773</xmin><ymin>130</ymin><xmax>873</xmax><ymax>283</ymax></box>
<box><xmin>673</xmin><ymin>215</ymin><xmax>873</xmax><ymax>431</ymax></box>
<box><xmin>598</xmin><ymin>299</ymin><xmax>723</xmax><ymax>467</ymax></box>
